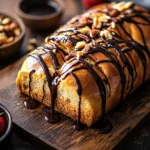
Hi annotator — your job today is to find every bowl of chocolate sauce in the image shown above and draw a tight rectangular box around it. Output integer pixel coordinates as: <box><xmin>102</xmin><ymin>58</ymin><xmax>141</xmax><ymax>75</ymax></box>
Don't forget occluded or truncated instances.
<box><xmin>16</xmin><ymin>0</ymin><xmax>64</xmax><ymax>31</ymax></box>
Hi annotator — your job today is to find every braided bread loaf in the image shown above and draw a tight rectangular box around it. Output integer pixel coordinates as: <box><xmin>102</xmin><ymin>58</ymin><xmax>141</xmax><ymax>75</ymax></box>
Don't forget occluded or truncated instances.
<box><xmin>16</xmin><ymin>2</ymin><xmax>150</xmax><ymax>128</ymax></box>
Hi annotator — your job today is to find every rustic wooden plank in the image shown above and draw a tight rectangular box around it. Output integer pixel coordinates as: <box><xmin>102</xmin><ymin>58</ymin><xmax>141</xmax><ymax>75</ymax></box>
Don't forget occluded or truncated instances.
<box><xmin>1</xmin><ymin>56</ymin><xmax>150</xmax><ymax>150</ymax></box>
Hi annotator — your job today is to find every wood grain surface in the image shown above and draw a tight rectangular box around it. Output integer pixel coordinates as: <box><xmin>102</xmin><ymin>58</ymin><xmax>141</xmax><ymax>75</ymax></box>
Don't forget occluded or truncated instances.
<box><xmin>1</xmin><ymin>56</ymin><xmax>150</xmax><ymax>150</ymax></box>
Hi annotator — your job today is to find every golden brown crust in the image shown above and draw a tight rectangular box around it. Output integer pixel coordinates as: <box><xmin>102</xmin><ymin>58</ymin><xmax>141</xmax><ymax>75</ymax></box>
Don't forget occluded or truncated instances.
<box><xmin>16</xmin><ymin>2</ymin><xmax>150</xmax><ymax>126</ymax></box>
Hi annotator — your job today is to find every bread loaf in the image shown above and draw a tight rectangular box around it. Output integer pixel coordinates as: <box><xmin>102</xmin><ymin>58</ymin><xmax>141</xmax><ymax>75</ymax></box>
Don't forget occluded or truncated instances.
<box><xmin>16</xmin><ymin>2</ymin><xmax>150</xmax><ymax>129</ymax></box>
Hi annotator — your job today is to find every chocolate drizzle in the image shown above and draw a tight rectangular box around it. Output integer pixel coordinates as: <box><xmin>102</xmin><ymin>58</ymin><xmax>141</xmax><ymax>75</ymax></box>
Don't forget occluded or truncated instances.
<box><xmin>70</xmin><ymin>72</ymin><xmax>83</xmax><ymax>130</ymax></box>
<box><xmin>28</xmin><ymin>53</ymin><xmax>60</xmax><ymax>123</ymax></box>
<box><xmin>24</xmin><ymin>70</ymin><xmax>40</xmax><ymax>109</ymax></box>
<box><xmin>24</xmin><ymin>3</ymin><xmax>150</xmax><ymax>133</ymax></box>
<box><xmin>37</xmin><ymin>46</ymin><xmax>61</xmax><ymax>69</ymax></box>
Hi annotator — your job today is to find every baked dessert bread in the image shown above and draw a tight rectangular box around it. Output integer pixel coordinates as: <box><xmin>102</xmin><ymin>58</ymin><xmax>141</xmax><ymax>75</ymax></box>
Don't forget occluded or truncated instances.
<box><xmin>16</xmin><ymin>2</ymin><xmax>150</xmax><ymax>129</ymax></box>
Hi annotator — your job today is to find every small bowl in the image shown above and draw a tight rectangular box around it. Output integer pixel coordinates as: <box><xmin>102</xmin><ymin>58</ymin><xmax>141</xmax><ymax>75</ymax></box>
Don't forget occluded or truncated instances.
<box><xmin>0</xmin><ymin>12</ymin><xmax>25</xmax><ymax>62</ymax></box>
<box><xmin>0</xmin><ymin>104</ymin><xmax>12</xmax><ymax>145</ymax></box>
<box><xmin>16</xmin><ymin>0</ymin><xmax>64</xmax><ymax>31</ymax></box>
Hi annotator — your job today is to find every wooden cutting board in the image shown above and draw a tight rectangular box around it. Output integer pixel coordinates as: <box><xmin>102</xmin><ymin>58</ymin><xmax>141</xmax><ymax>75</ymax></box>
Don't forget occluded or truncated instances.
<box><xmin>1</xmin><ymin>56</ymin><xmax>150</xmax><ymax>150</ymax></box>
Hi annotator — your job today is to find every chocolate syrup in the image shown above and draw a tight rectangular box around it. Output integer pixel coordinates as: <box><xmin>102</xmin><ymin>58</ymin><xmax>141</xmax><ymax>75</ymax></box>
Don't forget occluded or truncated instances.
<box><xmin>37</xmin><ymin>46</ymin><xmax>61</xmax><ymax>69</ymax></box>
<box><xmin>28</xmin><ymin>70</ymin><xmax>36</xmax><ymax>95</ymax></box>
<box><xmin>24</xmin><ymin>98</ymin><xmax>40</xmax><ymax>109</ymax></box>
<box><xmin>70</xmin><ymin>72</ymin><xmax>83</xmax><ymax>130</ymax></box>
<box><xmin>114</xmin><ymin>103</ymin><xmax>127</xmax><ymax>112</ymax></box>
<box><xmin>94</xmin><ymin>119</ymin><xmax>113</xmax><ymax>134</ymax></box>
<box><xmin>23</xmin><ymin>2</ymin><xmax>57</xmax><ymax>16</ymax></box>
<box><xmin>24</xmin><ymin>69</ymin><xmax>40</xmax><ymax>109</ymax></box>
<box><xmin>28</xmin><ymin>53</ymin><xmax>61</xmax><ymax>121</ymax></box>
<box><xmin>44</xmin><ymin>112</ymin><xmax>61</xmax><ymax>123</ymax></box>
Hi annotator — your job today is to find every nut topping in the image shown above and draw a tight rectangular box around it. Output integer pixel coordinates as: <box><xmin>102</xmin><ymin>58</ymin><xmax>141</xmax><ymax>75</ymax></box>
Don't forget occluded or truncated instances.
<box><xmin>76</xmin><ymin>51</ymin><xmax>84</xmax><ymax>59</ymax></box>
<box><xmin>78</xmin><ymin>26</ymin><xmax>90</xmax><ymax>34</ymax></box>
<box><xmin>90</xmin><ymin>29</ymin><xmax>100</xmax><ymax>38</ymax></box>
<box><xmin>75</xmin><ymin>41</ymin><xmax>86</xmax><ymax>50</ymax></box>
<box><xmin>100</xmin><ymin>30</ymin><xmax>113</xmax><ymax>39</ymax></box>
<box><xmin>93</xmin><ymin>17</ymin><xmax>102</xmax><ymax>29</ymax></box>
<box><xmin>112</xmin><ymin>1</ymin><xmax>134</xmax><ymax>12</ymax></box>
<box><xmin>111</xmin><ymin>22</ymin><xmax>116</xmax><ymax>29</ymax></box>
<box><xmin>78</xmin><ymin>34</ymin><xmax>90</xmax><ymax>42</ymax></box>
<box><xmin>124</xmin><ymin>2</ymin><xmax>134</xmax><ymax>9</ymax></box>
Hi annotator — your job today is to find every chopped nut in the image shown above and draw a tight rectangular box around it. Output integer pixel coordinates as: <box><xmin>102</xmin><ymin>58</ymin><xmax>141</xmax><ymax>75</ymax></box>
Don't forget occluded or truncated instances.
<box><xmin>112</xmin><ymin>2</ymin><xmax>126</xmax><ymax>11</ymax></box>
<box><xmin>125</xmin><ymin>9</ymin><xmax>133</xmax><ymax>14</ymax></box>
<box><xmin>90</xmin><ymin>29</ymin><xmax>100</xmax><ymax>38</ymax></box>
<box><xmin>100</xmin><ymin>30</ymin><xmax>113</xmax><ymax>39</ymax></box>
<box><xmin>4</xmin><ymin>25</ymin><xmax>11</xmax><ymax>32</ymax></box>
<box><xmin>111</xmin><ymin>31</ymin><xmax>116</xmax><ymax>36</ymax></box>
<box><xmin>0</xmin><ymin>25</ymin><xmax>4</xmax><ymax>31</ymax></box>
<box><xmin>111</xmin><ymin>22</ymin><xmax>116</xmax><ymax>29</ymax></box>
<box><xmin>45</xmin><ymin>37</ymin><xmax>49</xmax><ymax>43</ymax></box>
<box><xmin>99</xmin><ymin>15</ymin><xmax>111</xmax><ymax>22</ymax></box>
<box><xmin>100</xmin><ymin>31</ymin><xmax>105</xmax><ymax>37</ymax></box>
<box><xmin>93</xmin><ymin>17</ymin><xmax>102</xmax><ymax>29</ymax></box>
<box><xmin>0</xmin><ymin>15</ymin><xmax>21</xmax><ymax>46</ymax></box>
<box><xmin>5</xmin><ymin>37</ymin><xmax>14</xmax><ymax>43</ymax></box>
<box><xmin>27</xmin><ymin>44</ymin><xmax>35</xmax><ymax>52</ymax></box>
<box><xmin>83</xmin><ymin>44</ymin><xmax>92</xmax><ymax>53</ymax></box>
<box><xmin>75</xmin><ymin>41</ymin><xmax>86</xmax><ymax>49</ymax></box>
<box><xmin>78</xmin><ymin>34</ymin><xmax>90</xmax><ymax>42</ymax></box>
<box><xmin>10</xmin><ymin>22</ymin><xmax>18</xmax><ymax>30</ymax></box>
<box><xmin>112</xmin><ymin>2</ymin><xmax>134</xmax><ymax>12</ymax></box>
<box><xmin>78</xmin><ymin>26</ymin><xmax>90</xmax><ymax>34</ymax></box>
<box><xmin>109</xmin><ymin>9</ymin><xmax>119</xmax><ymax>17</ymax></box>
<box><xmin>29</xmin><ymin>38</ymin><xmax>37</xmax><ymax>45</ymax></box>
<box><xmin>14</xmin><ymin>28</ymin><xmax>21</xmax><ymax>36</ymax></box>
<box><xmin>0</xmin><ymin>33</ymin><xmax>7</xmax><ymax>43</ymax></box>
<box><xmin>124</xmin><ymin>2</ymin><xmax>134</xmax><ymax>9</ymax></box>
<box><xmin>96</xmin><ymin>38</ymin><xmax>103</xmax><ymax>43</ymax></box>
<box><xmin>80</xmin><ymin>17</ymin><xmax>88</xmax><ymax>25</ymax></box>
<box><xmin>52</xmin><ymin>49</ymin><xmax>56</xmax><ymax>53</ymax></box>
<box><xmin>2</xmin><ymin>17</ymin><xmax>11</xmax><ymax>25</ymax></box>
<box><xmin>105</xmin><ymin>30</ymin><xmax>113</xmax><ymax>39</ymax></box>
<box><xmin>72</xmin><ymin>35</ymin><xmax>80</xmax><ymax>40</ymax></box>
<box><xmin>76</xmin><ymin>51</ymin><xmax>83</xmax><ymax>59</ymax></box>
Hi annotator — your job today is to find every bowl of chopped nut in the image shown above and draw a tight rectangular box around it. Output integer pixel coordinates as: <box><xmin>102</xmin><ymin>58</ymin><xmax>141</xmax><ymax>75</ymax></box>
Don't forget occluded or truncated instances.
<box><xmin>0</xmin><ymin>12</ymin><xmax>25</xmax><ymax>62</ymax></box>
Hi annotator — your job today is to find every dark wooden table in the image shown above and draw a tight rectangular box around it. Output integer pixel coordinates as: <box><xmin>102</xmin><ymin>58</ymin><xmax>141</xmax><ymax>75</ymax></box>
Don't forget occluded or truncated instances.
<box><xmin>1</xmin><ymin>0</ymin><xmax>150</xmax><ymax>150</ymax></box>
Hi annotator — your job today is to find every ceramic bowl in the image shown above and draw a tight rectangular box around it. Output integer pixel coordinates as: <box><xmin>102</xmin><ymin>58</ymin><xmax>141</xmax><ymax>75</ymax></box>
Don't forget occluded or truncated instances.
<box><xmin>0</xmin><ymin>12</ymin><xmax>25</xmax><ymax>62</ymax></box>
<box><xmin>0</xmin><ymin>104</ymin><xmax>12</xmax><ymax>144</ymax></box>
<box><xmin>16</xmin><ymin>0</ymin><xmax>64</xmax><ymax>31</ymax></box>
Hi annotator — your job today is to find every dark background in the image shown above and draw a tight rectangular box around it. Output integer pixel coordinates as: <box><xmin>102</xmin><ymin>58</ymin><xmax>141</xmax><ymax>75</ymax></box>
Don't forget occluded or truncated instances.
<box><xmin>1</xmin><ymin>0</ymin><xmax>150</xmax><ymax>150</ymax></box>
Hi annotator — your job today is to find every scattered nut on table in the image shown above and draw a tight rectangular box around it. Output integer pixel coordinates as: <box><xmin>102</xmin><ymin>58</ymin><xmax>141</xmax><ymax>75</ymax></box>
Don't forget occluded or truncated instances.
<box><xmin>0</xmin><ymin>14</ymin><xmax>21</xmax><ymax>47</ymax></box>
<box><xmin>27</xmin><ymin>38</ymin><xmax>38</xmax><ymax>52</ymax></box>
